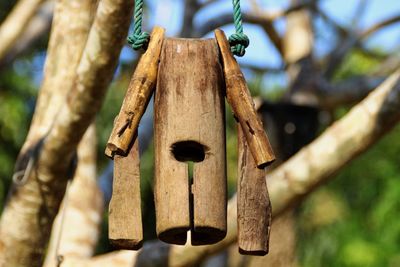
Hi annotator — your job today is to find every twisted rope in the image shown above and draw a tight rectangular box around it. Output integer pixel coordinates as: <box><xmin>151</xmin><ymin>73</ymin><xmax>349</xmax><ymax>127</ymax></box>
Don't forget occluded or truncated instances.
<box><xmin>127</xmin><ymin>0</ymin><xmax>150</xmax><ymax>51</ymax></box>
<box><xmin>229</xmin><ymin>0</ymin><xmax>249</xmax><ymax>57</ymax></box>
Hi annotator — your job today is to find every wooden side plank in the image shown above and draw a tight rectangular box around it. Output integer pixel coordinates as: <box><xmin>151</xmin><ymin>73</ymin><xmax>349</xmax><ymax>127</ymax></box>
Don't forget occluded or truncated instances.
<box><xmin>109</xmin><ymin>133</ymin><xmax>143</xmax><ymax>250</ymax></box>
<box><xmin>237</xmin><ymin>124</ymin><xmax>272</xmax><ymax>256</ymax></box>
<box><xmin>106</xmin><ymin>27</ymin><xmax>165</xmax><ymax>158</ymax></box>
<box><xmin>215</xmin><ymin>29</ymin><xmax>275</xmax><ymax>168</ymax></box>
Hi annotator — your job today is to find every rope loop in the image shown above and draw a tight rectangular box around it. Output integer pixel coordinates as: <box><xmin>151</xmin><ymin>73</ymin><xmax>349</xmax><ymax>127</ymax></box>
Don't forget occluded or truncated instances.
<box><xmin>229</xmin><ymin>33</ymin><xmax>249</xmax><ymax>57</ymax></box>
<box><xmin>127</xmin><ymin>32</ymin><xmax>150</xmax><ymax>51</ymax></box>
<box><xmin>127</xmin><ymin>0</ymin><xmax>150</xmax><ymax>51</ymax></box>
<box><xmin>229</xmin><ymin>0</ymin><xmax>249</xmax><ymax>57</ymax></box>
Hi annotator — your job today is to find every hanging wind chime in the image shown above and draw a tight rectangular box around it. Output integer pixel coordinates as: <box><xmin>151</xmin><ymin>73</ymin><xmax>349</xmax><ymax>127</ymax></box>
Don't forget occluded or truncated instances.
<box><xmin>105</xmin><ymin>0</ymin><xmax>275</xmax><ymax>256</ymax></box>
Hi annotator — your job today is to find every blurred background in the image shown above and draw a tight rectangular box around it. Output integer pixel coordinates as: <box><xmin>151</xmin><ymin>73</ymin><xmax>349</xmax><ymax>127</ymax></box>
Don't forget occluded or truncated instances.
<box><xmin>0</xmin><ymin>0</ymin><xmax>400</xmax><ymax>266</ymax></box>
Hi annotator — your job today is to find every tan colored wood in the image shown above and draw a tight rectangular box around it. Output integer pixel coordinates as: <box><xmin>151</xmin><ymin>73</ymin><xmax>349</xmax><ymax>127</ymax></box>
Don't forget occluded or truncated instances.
<box><xmin>237</xmin><ymin>125</ymin><xmax>272</xmax><ymax>256</ymax></box>
<box><xmin>106</xmin><ymin>26</ymin><xmax>165</xmax><ymax>158</ymax></box>
<box><xmin>109</xmin><ymin>133</ymin><xmax>143</xmax><ymax>250</ymax></box>
<box><xmin>215</xmin><ymin>29</ymin><xmax>275</xmax><ymax>168</ymax></box>
<box><xmin>154</xmin><ymin>38</ymin><xmax>227</xmax><ymax>245</ymax></box>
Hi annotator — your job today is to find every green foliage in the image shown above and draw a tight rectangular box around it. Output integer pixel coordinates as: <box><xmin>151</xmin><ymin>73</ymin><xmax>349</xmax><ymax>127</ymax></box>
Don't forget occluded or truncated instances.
<box><xmin>0</xmin><ymin>66</ymin><xmax>37</xmax><ymax>209</ymax></box>
<box><xmin>333</xmin><ymin>50</ymin><xmax>381</xmax><ymax>81</ymax></box>
<box><xmin>297</xmin><ymin>125</ymin><xmax>400</xmax><ymax>267</ymax></box>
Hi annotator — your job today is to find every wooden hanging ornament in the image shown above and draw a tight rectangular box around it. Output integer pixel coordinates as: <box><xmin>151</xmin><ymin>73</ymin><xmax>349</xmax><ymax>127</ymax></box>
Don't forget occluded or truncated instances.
<box><xmin>106</xmin><ymin>0</ymin><xmax>275</xmax><ymax>255</ymax></box>
<box><xmin>154</xmin><ymin>38</ymin><xmax>227</xmax><ymax>245</ymax></box>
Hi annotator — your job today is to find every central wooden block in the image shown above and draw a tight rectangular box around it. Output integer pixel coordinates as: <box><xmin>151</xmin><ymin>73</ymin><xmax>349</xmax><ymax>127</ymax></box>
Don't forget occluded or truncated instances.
<box><xmin>154</xmin><ymin>38</ymin><xmax>227</xmax><ymax>245</ymax></box>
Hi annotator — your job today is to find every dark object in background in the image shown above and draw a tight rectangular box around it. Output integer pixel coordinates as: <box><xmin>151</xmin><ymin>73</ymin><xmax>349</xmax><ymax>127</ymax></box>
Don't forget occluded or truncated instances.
<box><xmin>260</xmin><ymin>102</ymin><xmax>320</xmax><ymax>161</ymax></box>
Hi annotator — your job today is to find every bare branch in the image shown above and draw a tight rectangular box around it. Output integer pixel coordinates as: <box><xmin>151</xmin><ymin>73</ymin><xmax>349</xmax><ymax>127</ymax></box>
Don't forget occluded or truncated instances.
<box><xmin>0</xmin><ymin>1</ymin><xmax>54</xmax><ymax>68</ymax></box>
<box><xmin>361</xmin><ymin>14</ymin><xmax>400</xmax><ymax>39</ymax></box>
<box><xmin>0</xmin><ymin>0</ymin><xmax>45</xmax><ymax>61</ymax></box>
<box><xmin>0</xmin><ymin>0</ymin><xmax>134</xmax><ymax>266</ymax></box>
<box><xmin>324</xmin><ymin>13</ymin><xmax>400</xmax><ymax>78</ymax></box>
<box><xmin>197</xmin><ymin>12</ymin><xmax>283</xmax><ymax>55</ymax></box>
<box><xmin>44</xmin><ymin>125</ymin><xmax>103</xmax><ymax>267</ymax></box>
<box><xmin>180</xmin><ymin>0</ymin><xmax>200</xmax><ymax>38</ymax></box>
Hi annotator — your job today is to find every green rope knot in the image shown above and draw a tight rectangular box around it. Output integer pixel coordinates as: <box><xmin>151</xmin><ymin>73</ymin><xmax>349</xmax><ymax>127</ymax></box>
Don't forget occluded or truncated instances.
<box><xmin>127</xmin><ymin>0</ymin><xmax>149</xmax><ymax>51</ymax></box>
<box><xmin>229</xmin><ymin>0</ymin><xmax>249</xmax><ymax>57</ymax></box>
<box><xmin>229</xmin><ymin>33</ymin><xmax>249</xmax><ymax>57</ymax></box>
<box><xmin>127</xmin><ymin>32</ymin><xmax>150</xmax><ymax>51</ymax></box>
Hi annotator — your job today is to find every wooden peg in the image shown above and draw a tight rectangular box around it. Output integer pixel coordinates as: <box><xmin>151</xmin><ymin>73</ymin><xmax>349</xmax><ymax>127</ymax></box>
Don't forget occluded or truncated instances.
<box><xmin>237</xmin><ymin>124</ymin><xmax>272</xmax><ymax>256</ymax></box>
<box><xmin>109</xmin><ymin>133</ymin><xmax>143</xmax><ymax>250</ymax></box>
<box><xmin>106</xmin><ymin>26</ymin><xmax>165</xmax><ymax>158</ymax></box>
<box><xmin>215</xmin><ymin>29</ymin><xmax>275</xmax><ymax>168</ymax></box>
<box><xmin>154</xmin><ymin>38</ymin><xmax>227</xmax><ymax>245</ymax></box>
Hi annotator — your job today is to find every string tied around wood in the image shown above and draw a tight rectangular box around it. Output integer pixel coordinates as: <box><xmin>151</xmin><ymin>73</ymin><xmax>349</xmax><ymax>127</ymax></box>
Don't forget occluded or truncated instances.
<box><xmin>127</xmin><ymin>0</ymin><xmax>250</xmax><ymax>56</ymax></box>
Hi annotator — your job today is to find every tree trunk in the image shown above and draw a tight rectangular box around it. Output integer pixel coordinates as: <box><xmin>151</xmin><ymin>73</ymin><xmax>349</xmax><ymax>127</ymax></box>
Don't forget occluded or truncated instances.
<box><xmin>44</xmin><ymin>125</ymin><xmax>103</xmax><ymax>267</ymax></box>
<box><xmin>0</xmin><ymin>0</ymin><xmax>134</xmax><ymax>266</ymax></box>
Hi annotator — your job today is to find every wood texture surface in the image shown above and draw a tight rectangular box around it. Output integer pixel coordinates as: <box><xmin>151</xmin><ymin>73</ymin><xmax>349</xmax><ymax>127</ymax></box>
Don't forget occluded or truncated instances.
<box><xmin>154</xmin><ymin>38</ymin><xmax>227</xmax><ymax>245</ymax></box>
<box><xmin>106</xmin><ymin>26</ymin><xmax>165</xmax><ymax>158</ymax></box>
<box><xmin>215</xmin><ymin>29</ymin><xmax>275</xmax><ymax>168</ymax></box>
<box><xmin>109</xmin><ymin>133</ymin><xmax>143</xmax><ymax>250</ymax></box>
<box><xmin>237</xmin><ymin>125</ymin><xmax>272</xmax><ymax>256</ymax></box>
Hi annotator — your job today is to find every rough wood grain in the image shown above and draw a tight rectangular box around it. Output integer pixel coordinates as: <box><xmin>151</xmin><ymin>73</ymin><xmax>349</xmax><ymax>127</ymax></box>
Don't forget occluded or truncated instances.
<box><xmin>109</xmin><ymin>133</ymin><xmax>143</xmax><ymax>250</ymax></box>
<box><xmin>154</xmin><ymin>38</ymin><xmax>227</xmax><ymax>245</ymax></box>
<box><xmin>106</xmin><ymin>26</ymin><xmax>165</xmax><ymax>157</ymax></box>
<box><xmin>215</xmin><ymin>29</ymin><xmax>275</xmax><ymax>168</ymax></box>
<box><xmin>237</xmin><ymin>125</ymin><xmax>272</xmax><ymax>256</ymax></box>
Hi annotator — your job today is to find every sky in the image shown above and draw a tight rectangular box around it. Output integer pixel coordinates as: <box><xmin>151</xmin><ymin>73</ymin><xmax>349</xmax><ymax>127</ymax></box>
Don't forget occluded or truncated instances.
<box><xmin>117</xmin><ymin>0</ymin><xmax>399</xmax><ymax>90</ymax></box>
<box><xmin>130</xmin><ymin>0</ymin><xmax>400</xmax><ymax>66</ymax></box>
<box><xmin>24</xmin><ymin>0</ymin><xmax>400</xmax><ymax>89</ymax></box>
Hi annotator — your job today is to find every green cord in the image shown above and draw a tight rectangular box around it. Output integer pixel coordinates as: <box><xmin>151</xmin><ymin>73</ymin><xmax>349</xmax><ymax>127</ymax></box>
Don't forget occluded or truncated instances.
<box><xmin>127</xmin><ymin>0</ymin><xmax>150</xmax><ymax>51</ymax></box>
<box><xmin>229</xmin><ymin>0</ymin><xmax>249</xmax><ymax>57</ymax></box>
<box><xmin>128</xmin><ymin>0</ymin><xmax>249</xmax><ymax>55</ymax></box>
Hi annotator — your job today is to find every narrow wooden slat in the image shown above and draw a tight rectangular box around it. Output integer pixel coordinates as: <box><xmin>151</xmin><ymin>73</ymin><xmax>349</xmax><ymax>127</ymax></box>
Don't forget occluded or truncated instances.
<box><xmin>109</xmin><ymin>133</ymin><xmax>143</xmax><ymax>250</ymax></box>
<box><xmin>215</xmin><ymin>29</ymin><xmax>275</xmax><ymax>168</ymax></box>
<box><xmin>106</xmin><ymin>27</ymin><xmax>165</xmax><ymax>158</ymax></box>
<box><xmin>237</xmin><ymin>125</ymin><xmax>272</xmax><ymax>256</ymax></box>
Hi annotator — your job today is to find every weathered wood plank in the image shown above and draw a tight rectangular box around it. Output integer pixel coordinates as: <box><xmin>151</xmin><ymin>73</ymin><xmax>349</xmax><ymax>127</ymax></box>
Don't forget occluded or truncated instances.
<box><xmin>109</xmin><ymin>134</ymin><xmax>143</xmax><ymax>250</ymax></box>
<box><xmin>215</xmin><ymin>29</ymin><xmax>275</xmax><ymax>168</ymax></box>
<box><xmin>237</xmin><ymin>125</ymin><xmax>272</xmax><ymax>255</ymax></box>
<box><xmin>154</xmin><ymin>38</ymin><xmax>227</xmax><ymax>245</ymax></box>
<box><xmin>106</xmin><ymin>27</ymin><xmax>165</xmax><ymax>158</ymax></box>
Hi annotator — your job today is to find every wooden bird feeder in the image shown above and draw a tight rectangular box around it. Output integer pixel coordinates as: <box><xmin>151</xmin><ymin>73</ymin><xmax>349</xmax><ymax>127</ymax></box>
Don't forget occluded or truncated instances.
<box><xmin>106</xmin><ymin>26</ymin><xmax>275</xmax><ymax>254</ymax></box>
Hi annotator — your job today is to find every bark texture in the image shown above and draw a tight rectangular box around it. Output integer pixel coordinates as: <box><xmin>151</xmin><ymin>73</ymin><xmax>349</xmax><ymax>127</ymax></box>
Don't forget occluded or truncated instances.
<box><xmin>0</xmin><ymin>0</ymin><xmax>134</xmax><ymax>266</ymax></box>
<box><xmin>44</xmin><ymin>125</ymin><xmax>103</xmax><ymax>267</ymax></box>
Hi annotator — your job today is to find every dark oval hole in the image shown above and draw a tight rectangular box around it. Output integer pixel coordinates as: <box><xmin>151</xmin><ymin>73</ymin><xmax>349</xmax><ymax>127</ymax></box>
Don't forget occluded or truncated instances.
<box><xmin>171</xmin><ymin>141</ymin><xmax>205</xmax><ymax>162</ymax></box>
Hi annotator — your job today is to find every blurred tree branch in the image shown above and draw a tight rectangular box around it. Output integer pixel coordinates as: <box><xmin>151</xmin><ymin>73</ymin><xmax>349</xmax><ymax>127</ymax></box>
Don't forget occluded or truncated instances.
<box><xmin>0</xmin><ymin>0</ymin><xmax>133</xmax><ymax>266</ymax></box>
<box><xmin>0</xmin><ymin>1</ymin><xmax>54</xmax><ymax>68</ymax></box>
<box><xmin>43</xmin><ymin>125</ymin><xmax>103</xmax><ymax>267</ymax></box>
<box><xmin>0</xmin><ymin>0</ymin><xmax>45</xmax><ymax>62</ymax></box>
